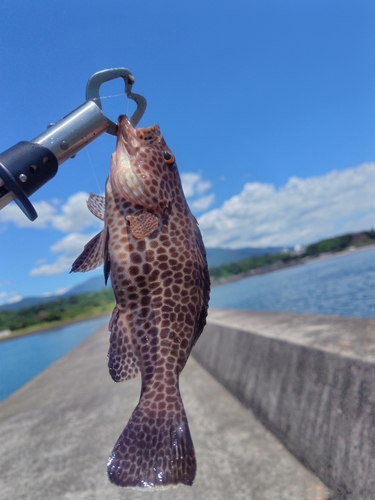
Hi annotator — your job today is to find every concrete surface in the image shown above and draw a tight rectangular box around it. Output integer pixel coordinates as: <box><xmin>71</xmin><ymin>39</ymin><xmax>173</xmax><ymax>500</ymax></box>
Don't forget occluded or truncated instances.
<box><xmin>192</xmin><ymin>309</ymin><xmax>375</xmax><ymax>499</ymax></box>
<box><xmin>0</xmin><ymin>322</ymin><xmax>329</xmax><ymax>500</ymax></box>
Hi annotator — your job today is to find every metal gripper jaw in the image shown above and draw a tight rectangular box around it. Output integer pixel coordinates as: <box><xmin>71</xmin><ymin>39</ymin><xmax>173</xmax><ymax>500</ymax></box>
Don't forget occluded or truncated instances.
<box><xmin>0</xmin><ymin>68</ymin><xmax>147</xmax><ymax>221</ymax></box>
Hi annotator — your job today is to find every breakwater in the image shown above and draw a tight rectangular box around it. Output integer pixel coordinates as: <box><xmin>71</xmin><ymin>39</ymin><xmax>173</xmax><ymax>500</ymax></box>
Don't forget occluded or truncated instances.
<box><xmin>0</xmin><ymin>321</ymin><xmax>328</xmax><ymax>500</ymax></box>
<box><xmin>192</xmin><ymin>308</ymin><xmax>375</xmax><ymax>499</ymax></box>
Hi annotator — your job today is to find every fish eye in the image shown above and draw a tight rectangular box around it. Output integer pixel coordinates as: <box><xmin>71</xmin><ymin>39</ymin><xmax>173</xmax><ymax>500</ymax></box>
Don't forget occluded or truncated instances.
<box><xmin>163</xmin><ymin>151</ymin><xmax>175</xmax><ymax>164</ymax></box>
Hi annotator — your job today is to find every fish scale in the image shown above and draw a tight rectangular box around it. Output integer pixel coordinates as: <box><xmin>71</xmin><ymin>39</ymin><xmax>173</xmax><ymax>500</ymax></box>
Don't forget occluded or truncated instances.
<box><xmin>71</xmin><ymin>115</ymin><xmax>210</xmax><ymax>489</ymax></box>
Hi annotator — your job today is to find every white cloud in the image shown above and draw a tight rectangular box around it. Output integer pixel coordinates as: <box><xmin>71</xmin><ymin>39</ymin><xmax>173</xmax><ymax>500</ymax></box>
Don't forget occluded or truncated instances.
<box><xmin>42</xmin><ymin>286</ymin><xmax>71</xmax><ymax>297</ymax></box>
<box><xmin>51</xmin><ymin>192</ymin><xmax>101</xmax><ymax>232</ymax></box>
<box><xmin>198</xmin><ymin>163</ymin><xmax>375</xmax><ymax>248</ymax></box>
<box><xmin>29</xmin><ymin>231</ymin><xmax>99</xmax><ymax>276</ymax></box>
<box><xmin>180</xmin><ymin>173</ymin><xmax>197</xmax><ymax>197</ymax></box>
<box><xmin>0</xmin><ymin>200</ymin><xmax>57</xmax><ymax>228</ymax></box>
<box><xmin>2</xmin><ymin>192</ymin><xmax>103</xmax><ymax>277</ymax></box>
<box><xmin>181</xmin><ymin>173</ymin><xmax>208</xmax><ymax>197</ymax></box>
<box><xmin>29</xmin><ymin>256</ymin><xmax>74</xmax><ymax>277</ymax></box>
<box><xmin>0</xmin><ymin>285</ymin><xmax>21</xmax><ymax>306</ymax></box>
<box><xmin>0</xmin><ymin>291</ymin><xmax>23</xmax><ymax>306</ymax></box>
<box><xmin>191</xmin><ymin>194</ymin><xmax>215</xmax><ymax>211</ymax></box>
<box><xmin>180</xmin><ymin>172</ymin><xmax>214</xmax><ymax>212</ymax></box>
<box><xmin>0</xmin><ymin>191</ymin><xmax>101</xmax><ymax>233</ymax></box>
<box><xmin>7</xmin><ymin>294</ymin><xmax>22</xmax><ymax>304</ymax></box>
<box><xmin>55</xmin><ymin>286</ymin><xmax>72</xmax><ymax>296</ymax></box>
<box><xmin>50</xmin><ymin>232</ymin><xmax>97</xmax><ymax>256</ymax></box>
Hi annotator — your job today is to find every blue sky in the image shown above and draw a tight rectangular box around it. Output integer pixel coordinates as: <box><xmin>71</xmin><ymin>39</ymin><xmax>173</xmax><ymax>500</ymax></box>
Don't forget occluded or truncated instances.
<box><xmin>0</xmin><ymin>0</ymin><xmax>374</xmax><ymax>304</ymax></box>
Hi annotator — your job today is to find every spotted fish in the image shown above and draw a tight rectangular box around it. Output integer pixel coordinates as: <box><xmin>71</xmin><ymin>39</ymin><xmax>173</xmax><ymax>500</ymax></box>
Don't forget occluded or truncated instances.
<box><xmin>71</xmin><ymin>115</ymin><xmax>210</xmax><ymax>489</ymax></box>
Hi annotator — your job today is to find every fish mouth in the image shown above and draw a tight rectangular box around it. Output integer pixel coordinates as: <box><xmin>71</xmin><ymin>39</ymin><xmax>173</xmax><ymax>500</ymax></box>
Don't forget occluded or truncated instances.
<box><xmin>110</xmin><ymin>116</ymin><xmax>160</xmax><ymax>210</ymax></box>
<box><xmin>117</xmin><ymin>115</ymin><xmax>139</xmax><ymax>156</ymax></box>
<box><xmin>117</xmin><ymin>115</ymin><xmax>161</xmax><ymax>153</ymax></box>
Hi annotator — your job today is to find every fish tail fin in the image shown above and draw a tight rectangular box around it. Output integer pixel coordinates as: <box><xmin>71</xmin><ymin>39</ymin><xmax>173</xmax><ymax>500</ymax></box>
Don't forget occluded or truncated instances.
<box><xmin>107</xmin><ymin>386</ymin><xmax>196</xmax><ymax>489</ymax></box>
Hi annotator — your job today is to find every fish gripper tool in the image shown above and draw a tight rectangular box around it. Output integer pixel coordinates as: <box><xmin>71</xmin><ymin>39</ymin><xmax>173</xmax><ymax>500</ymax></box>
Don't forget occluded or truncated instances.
<box><xmin>0</xmin><ymin>68</ymin><xmax>147</xmax><ymax>221</ymax></box>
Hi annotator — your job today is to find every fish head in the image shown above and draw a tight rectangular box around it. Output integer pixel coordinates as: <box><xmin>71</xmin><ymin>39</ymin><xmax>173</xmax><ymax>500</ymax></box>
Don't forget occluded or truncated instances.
<box><xmin>110</xmin><ymin>115</ymin><xmax>181</xmax><ymax>213</ymax></box>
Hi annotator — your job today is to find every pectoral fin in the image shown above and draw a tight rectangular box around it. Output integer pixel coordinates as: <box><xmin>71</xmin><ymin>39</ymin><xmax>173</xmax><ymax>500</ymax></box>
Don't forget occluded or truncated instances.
<box><xmin>70</xmin><ymin>230</ymin><xmax>105</xmax><ymax>273</ymax></box>
<box><xmin>126</xmin><ymin>211</ymin><xmax>159</xmax><ymax>239</ymax></box>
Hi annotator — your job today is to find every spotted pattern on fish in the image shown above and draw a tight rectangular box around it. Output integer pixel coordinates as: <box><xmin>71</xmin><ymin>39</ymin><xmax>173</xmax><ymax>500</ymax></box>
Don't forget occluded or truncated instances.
<box><xmin>71</xmin><ymin>115</ymin><xmax>210</xmax><ymax>489</ymax></box>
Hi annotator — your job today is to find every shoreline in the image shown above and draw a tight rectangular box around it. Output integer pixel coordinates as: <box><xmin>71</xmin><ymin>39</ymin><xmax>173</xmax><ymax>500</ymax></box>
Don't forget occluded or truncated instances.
<box><xmin>211</xmin><ymin>244</ymin><xmax>374</xmax><ymax>287</ymax></box>
<box><xmin>0</xmin><ymin>310</ymin><xmax>111</xmax><ymax>342</ymax></box>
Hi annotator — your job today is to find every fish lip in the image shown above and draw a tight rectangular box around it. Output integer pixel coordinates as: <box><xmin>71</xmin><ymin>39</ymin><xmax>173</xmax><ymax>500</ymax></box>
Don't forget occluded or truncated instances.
<box><xmin>117</xmin><ymin>115</ymin><xmax>138</xmax><ymax>156</ymax></box>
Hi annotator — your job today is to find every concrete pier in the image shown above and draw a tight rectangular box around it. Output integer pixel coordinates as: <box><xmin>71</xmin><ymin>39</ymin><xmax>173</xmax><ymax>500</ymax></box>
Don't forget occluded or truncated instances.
<box><xmin>0</xmin><ymin>316</ymin><xmax>329</xmax><ymax>500</ymax></box>
<box><xmin>193</xmin><ymin>309</ymin><xmax>375</xmax><ymax>499</ymax></box>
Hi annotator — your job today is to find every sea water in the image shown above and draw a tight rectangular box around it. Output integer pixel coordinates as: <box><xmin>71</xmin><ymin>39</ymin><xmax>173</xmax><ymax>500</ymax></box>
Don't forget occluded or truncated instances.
<box><xmin>0</xmin><ymin>316</ymin><xmax>109</xmax><ymax>402</ymax></box>
<box><xmin>210</xmin><ymin>247</ymin><xmax>374</xmax><ymax>318</ymax></box>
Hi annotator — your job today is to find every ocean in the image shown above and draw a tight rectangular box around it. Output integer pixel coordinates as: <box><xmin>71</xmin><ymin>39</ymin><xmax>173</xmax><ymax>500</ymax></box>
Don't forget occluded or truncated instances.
<box><xmin>210</xmin><ymin>247</ymin><xmax>374</xmax><ymax>318</ymax></box>
<box><xmin>0</xmin><ymin>316</ymin><xmax>109</xmax><ymax>402</ymax></box>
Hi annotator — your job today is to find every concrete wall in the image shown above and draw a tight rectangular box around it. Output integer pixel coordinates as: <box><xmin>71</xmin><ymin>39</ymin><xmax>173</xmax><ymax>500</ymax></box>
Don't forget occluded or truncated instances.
<box><xmin>192</xmin><ymin>308</ymin><xmax>375</xmax><ymax>499</ymax></box>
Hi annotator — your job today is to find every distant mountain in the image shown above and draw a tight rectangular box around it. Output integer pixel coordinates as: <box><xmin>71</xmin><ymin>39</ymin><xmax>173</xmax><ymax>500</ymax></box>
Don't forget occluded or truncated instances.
<box><xmin>0</xmin><ymin>246</ymin><xmax>285</xmax><ymax>312</ymax></box>
<box><xmin>0</xmin><ymin>276</ymin><xmax>110</xmax><ymax>312</ymax></box>
<box><xmin>0</xmin><ymin>295</ymin><xmax>57</xmax><ymax>312</ymax></box>
<box><xmin>206</xmin><ymin>246</ymin><xmax>289</xmax><ymax>267</ymax></box>
<box><xmin>64</xmin><ymin>276</ymin><xmax>109</xmax><ymax>296</ymax></box>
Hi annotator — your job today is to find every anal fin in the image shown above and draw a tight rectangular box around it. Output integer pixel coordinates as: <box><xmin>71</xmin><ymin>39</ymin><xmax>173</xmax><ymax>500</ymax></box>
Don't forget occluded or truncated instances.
<box><xmin>107</xmin><ymin>306</ymin><xmax>140</xmax><ymax>382</ymax></box>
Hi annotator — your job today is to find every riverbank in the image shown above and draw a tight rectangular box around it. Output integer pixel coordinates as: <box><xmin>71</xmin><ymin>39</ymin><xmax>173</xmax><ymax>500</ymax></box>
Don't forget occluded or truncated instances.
<box><xmin>211</xmin><ymin>243</ymin><xmax>374</xmax><ymax>287</ymax></box>
<box><xmin>0</xmin><ymin>308</ymin><xmax>112</xmax><ymax>342</ymax></box>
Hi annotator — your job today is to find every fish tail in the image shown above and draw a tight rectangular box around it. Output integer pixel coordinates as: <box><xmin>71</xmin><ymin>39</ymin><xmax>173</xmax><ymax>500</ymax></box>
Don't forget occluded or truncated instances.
<box><xmin>107</xmin><ymin>386</ymin><xmax>196</xmax><ymax>489</ymax></box>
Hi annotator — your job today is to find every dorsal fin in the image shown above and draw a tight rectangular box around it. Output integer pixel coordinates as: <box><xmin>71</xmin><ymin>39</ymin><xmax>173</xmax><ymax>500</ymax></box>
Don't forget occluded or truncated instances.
<box><xmin>87</xmin><ymin>192</ymin><xmax>105</xmax><ymax>221</ymax></box>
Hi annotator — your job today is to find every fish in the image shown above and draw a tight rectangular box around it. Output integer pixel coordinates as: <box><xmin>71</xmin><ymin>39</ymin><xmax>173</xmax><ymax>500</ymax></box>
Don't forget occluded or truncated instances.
<box><xmin>71</xmin><ymin>115</ymin><xmax>210</xmax><ymax>489</ymax></box>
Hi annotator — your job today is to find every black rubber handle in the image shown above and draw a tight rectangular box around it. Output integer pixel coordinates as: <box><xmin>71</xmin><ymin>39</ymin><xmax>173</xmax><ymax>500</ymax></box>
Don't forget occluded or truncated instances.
<box><xmin>0</xmin><ymin>141</ymin><xmax>58</xmax><ymax>220</ymax></box>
